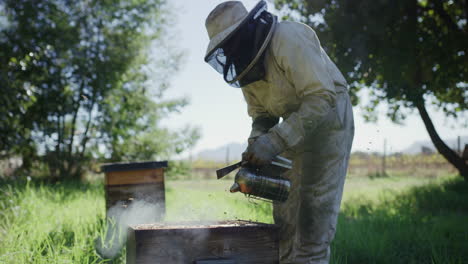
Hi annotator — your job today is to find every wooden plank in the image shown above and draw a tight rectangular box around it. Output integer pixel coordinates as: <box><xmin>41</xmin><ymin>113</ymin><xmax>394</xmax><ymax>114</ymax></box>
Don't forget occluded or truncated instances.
<box><xmin>101</xmin><ymin>161</ymin><xmax>168</xmax><ymax>173</ymax></box>
<box><xmin>127</xmin><ymin>221</ymin><xmax>279</xmax><ymax>264</ymax></box>
<box><xmin>105</xmin><ymin>183</ymin><xmax>166</xmax><ymax>219</ymax></box>
<box><xmin>105</xmin><ymin>168</ymin><xmax>164</xmax><ymax>186</ymax></box>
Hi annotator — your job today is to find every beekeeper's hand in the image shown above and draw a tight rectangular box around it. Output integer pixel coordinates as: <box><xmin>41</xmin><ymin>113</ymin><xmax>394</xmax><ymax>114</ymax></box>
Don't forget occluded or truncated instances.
<box><xmin>241</xmin><ymin>137</ymin><xmax>258</xmax><ymax>166</ymax></box>
<box><xmin>243</xmin><ymin>133</ymin><xmax>285</xmax><ymax>166</ymax></box>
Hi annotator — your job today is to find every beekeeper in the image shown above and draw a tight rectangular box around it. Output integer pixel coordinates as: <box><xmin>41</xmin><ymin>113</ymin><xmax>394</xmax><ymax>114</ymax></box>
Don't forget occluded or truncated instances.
<box><xmin>204</xmin><ymin>1</ymin><xmax>354</xmax><ymax>263</ymax></box>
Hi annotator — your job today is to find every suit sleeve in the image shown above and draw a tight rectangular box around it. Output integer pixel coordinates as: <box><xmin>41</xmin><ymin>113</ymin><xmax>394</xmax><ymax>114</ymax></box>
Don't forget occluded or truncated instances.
<box><xmin>268</xmin><ymin>22</ymin><xmax>337</xmax><ymax>149</ymax></box>
<box><xmin>242</xmin><ymin>87</ymin><xmax>279</xmax><ymax>140</ymax></box>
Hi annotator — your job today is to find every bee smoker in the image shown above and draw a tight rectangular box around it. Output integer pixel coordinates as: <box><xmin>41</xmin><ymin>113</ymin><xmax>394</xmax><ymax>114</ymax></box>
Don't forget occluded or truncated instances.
<box><xmin>216</xmin><ymin>156</ymin><xmax>292</xmax><ymax>202</ymax></box>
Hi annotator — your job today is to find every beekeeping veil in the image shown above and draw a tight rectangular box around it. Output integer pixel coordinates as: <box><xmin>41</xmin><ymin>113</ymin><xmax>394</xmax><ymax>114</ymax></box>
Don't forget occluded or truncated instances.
<box><xmin>204</xmin><ymin>1</ymin><xmax>277</xmax><ymax>88</ymax></box>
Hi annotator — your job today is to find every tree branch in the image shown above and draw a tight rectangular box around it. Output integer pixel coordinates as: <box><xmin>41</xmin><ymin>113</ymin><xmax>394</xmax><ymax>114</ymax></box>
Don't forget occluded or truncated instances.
<box><xmin>416</xmin><ymin>101</ymin><xmax>468</xmax><ymax>179</ymax></box>
<box><xmin>79</xmin><ymin>91</ymin><xmax>96</xmax><ymax>160</ymax></box>
<box><xmin>68</xmin><ymin>81</ymin><xmax>85</xmax><ymax>158</ymax></box>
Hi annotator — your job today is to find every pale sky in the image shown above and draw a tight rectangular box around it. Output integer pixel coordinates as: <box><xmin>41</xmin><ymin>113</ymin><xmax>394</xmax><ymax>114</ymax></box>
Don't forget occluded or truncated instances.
<box><xmin>159</xmin><ymin>0</ymin><xmax>466</xmax><ymax>156</ymax></box>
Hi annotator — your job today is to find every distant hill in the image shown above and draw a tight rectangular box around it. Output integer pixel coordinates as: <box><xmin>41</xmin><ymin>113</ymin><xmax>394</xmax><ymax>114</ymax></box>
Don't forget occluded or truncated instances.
<box><xmin>195</xmin><ymin>136</ymin><xmax>467</xmax><ymax>162</ymax></box>
<box><xmin>402</xmin><ymin>136</ymin><xmax>468</xmax><ymax>154</ymax></box>
<box><xmin>195</xmin><ymin>142</ymin><xmax>248</xmax><ymax>162</ymax></box>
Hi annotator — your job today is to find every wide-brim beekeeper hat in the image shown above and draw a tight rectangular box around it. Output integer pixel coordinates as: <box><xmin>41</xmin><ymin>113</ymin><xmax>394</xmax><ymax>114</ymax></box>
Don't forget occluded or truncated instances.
<box><xmin>204</xmin><ymin>1</ymin><xmax>277</xmax><ymax>87</ymax></box>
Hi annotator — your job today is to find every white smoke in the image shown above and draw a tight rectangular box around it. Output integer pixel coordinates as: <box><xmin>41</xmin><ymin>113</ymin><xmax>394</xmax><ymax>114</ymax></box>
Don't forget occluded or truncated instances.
<box><xmin>94</xmin><ymin>184</ymin><xmax>251</xmax><ymax>260</ymax></box>
<box><xmin>96</xmin><ymin>200</ymin><xmax>164</xmax><ymax>259</ymax></box>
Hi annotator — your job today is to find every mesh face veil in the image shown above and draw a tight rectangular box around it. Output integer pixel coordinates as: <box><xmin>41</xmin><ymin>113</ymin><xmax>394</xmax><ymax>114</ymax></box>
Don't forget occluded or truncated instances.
<box><xmin>205</xmin><ymin>2</ymin><xmax>276</xmax><ymax>88</ymax></box>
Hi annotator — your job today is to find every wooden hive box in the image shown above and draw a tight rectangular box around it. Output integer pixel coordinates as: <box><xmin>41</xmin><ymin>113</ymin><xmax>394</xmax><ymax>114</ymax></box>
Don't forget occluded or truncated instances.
<box><xmin>101</xmin><ymin>161</ymin><xmax>168</xmax><ymax>219</ymax></box>
<box><xmin>127</xmin><ymin>220</ymin><xmax>279</xmax><ymax>264</ymax></box>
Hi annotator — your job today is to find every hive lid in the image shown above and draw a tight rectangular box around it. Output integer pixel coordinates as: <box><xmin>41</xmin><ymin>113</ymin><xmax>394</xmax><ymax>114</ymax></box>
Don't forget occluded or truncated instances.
<box><xmin>100</xmin><ymin>161</ymin><xmax>168</xmax><ymax>173</ymax></box>
<box><xmin>131</xmin><ymin>220</ymin><xmax>277</xmax><ymax>230</ymax></box>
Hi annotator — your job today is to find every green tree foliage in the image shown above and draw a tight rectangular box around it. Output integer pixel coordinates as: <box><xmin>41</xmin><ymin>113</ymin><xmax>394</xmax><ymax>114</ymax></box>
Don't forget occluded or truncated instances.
<box><xmin>275</xmin><ymin>0</ymin><xmax>468</xmax><ymax>179</ymax></box>
<box><xmin>0</xmin><ymin>0</ymin><xmax>199</xmax><ymax>178</ymax></box>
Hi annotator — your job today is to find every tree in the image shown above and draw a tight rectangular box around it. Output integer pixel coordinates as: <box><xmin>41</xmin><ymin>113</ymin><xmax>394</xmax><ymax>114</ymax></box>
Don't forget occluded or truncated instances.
<box><xmin>275</xmin><ymin>0</ymin><xmax>468</xmax><ymax>179</ymax></box>
<box><xmin>0</xmin><ymin>0</ymin><xmax>199</xmax><ymax>178</ymax></box>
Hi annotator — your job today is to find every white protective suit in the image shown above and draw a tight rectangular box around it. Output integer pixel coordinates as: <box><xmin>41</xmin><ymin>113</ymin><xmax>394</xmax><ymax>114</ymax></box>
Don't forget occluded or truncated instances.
<box><xmin>241</xmin><ymin>21</ymin><xmax>355</xmax><ymax>264</ymax></box>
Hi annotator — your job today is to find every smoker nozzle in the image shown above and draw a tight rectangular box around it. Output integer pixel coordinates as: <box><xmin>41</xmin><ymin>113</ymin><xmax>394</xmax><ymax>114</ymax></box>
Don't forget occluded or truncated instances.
<box><xmin>229</xmin><ymin>183</ymin><xmax>240</xmax><ymax>193</ymax></box>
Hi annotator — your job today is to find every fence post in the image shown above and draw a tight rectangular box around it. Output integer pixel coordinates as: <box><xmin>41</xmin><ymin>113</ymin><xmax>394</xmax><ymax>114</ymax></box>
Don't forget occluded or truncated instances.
<box><xmin>382</xmin><ymin>138</ymin><xmax>387</xmax><ymax>176</ymax></box>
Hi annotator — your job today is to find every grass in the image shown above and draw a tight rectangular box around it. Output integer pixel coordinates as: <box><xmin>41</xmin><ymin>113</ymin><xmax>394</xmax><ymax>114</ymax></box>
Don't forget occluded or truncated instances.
<box><xmin>165</xmin><ymin>179</ymin><xmax>273</xmax><ymax>223</ymax></box>
<box><xmin>0</xmin><ymin>179</ymin><xmax>108</xmax><ymax>264</ymax></box>
<box><xmin>334</xmin><ymin>176</ymin><xmax>468</xmax><ymax>264</ymax></box>
<box><xmin>0</xmin><ymin>173</ymin><xmax>467</xmax><ymax>263</ymax></box>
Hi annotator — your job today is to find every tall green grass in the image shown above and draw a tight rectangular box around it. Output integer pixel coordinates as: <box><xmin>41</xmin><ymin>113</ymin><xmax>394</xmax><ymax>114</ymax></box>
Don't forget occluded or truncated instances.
<box><xmin>0</xmin><ymin>174</ymin><xmax>467</xmax><ymax>263</ymax></box>
<box><xmin>0</xmin><ymin>179</ymin><xmax>109</xmax><ymax>263</ymax></box>
<box><xmin>333</xmin><ymin>177</ymin><xmax>468</xmax><ymax>264</ymax></box>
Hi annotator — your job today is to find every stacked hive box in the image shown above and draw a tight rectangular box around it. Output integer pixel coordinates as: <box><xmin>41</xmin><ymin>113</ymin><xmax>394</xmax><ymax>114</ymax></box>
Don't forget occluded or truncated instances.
<box><xmin>101</xmin><ymin>161</ymin><xmax>167</xmax><ymax>219</ymax></box>
<box><xmin>127</xmin><ymin>220</ymin><xmax>279</xmax><ymax>264</ymax></box>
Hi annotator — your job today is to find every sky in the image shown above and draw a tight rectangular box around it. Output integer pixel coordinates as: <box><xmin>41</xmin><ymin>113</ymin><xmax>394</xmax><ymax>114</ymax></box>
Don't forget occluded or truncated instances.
<box><xmin>159</xmin><ymin>0</ymin><xmax>466</xmax><ymax>157</ymax></box>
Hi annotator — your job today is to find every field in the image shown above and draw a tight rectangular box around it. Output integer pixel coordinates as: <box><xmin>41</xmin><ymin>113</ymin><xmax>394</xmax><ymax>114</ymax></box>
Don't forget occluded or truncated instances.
<box><xmin>0</xmin><ymin>172</ymin><xmax>467</xmax><ymax>263</ymax></box>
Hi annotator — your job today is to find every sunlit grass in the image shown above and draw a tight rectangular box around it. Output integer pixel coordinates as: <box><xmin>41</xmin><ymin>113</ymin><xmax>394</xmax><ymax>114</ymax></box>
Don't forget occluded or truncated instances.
<box><xmin>165</xmin><ymin>179</ymin><xmax>273</xmax><ymax>223</ymax></box>
<box><xmin>334</xmin><ymin>176</ymin><xmax>468</xmax><ymax>263</ymax></box>
<box><xmin>0</xmin><ymin>180</ymin><xmax>109</xmax><ymax>263</ymax></box>
<box><xmin>0</xmin><ymin>173</ymin><xmax>466</xmax><ymax>263</ymax></box>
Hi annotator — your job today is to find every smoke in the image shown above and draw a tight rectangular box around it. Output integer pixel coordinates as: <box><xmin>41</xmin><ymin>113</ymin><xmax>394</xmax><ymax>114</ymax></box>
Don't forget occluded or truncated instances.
<box><xmin>94</xmin><ymin>185</ymin><xmax>249</xmax><ymax>260</ymax></box>
<box><xmin>95</xmin><ymin>200</ymin><xmax>164</xmax><ymax>259</ymax></box>
<box><xmin>166</xmin><ymin>197</ymin><xmax>224</xmax><ymax>224</ymax></box>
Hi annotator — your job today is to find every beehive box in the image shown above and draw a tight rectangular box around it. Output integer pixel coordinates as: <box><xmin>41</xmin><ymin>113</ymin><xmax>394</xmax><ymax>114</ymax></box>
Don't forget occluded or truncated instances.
<box><xmin>127</xmin><ymin>220</ymin><xmax>279</xmax><ymax>264</ymax></box>
<box><xmin>101</xmin><ymin>161</ymin><xmax>167</xmax><ymax>218</ymax></box>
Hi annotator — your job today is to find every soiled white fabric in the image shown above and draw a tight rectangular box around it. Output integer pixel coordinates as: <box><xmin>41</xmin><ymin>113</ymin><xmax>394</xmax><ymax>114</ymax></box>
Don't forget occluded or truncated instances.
<box><xmin>241</xmin><ymin>21</ymin><xmax>355</xmax><ymax>264</ymax></box>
